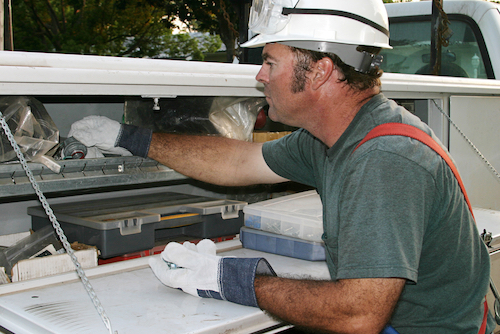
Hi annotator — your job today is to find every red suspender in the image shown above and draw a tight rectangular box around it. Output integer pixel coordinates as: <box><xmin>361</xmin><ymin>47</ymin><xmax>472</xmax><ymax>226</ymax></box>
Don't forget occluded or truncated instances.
<box><xmin>353</xmin><ymin>122</ymin><xmax>488</xmax><ymax>334</ymax></box>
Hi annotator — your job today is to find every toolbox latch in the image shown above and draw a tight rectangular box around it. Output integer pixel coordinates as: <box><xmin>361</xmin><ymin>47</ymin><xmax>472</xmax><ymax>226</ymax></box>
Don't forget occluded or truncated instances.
<box><xmin>119</xmin><ymin>218</ymin><xmax>142</xmax><ymax>235</ymax></box>
<box><xmin>221</xmin><ymin>204</ymin><xmax>240</xmax><ymax>220</ymax></box>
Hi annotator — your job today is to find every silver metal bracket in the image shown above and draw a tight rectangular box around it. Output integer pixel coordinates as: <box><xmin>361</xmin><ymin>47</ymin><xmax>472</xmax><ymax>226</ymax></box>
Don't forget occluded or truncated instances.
<box><xmin>481</xmin><ymin>229</ymin><xmax>493</xmax><ymax>247</ymax></box>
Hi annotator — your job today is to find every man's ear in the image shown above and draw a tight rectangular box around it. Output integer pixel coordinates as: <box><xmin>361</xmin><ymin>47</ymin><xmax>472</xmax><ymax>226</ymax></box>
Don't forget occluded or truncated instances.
<box><xmin>310</xmin><ymin>57</ymin><xmax>334</xmax><ymax>90</ymax></box>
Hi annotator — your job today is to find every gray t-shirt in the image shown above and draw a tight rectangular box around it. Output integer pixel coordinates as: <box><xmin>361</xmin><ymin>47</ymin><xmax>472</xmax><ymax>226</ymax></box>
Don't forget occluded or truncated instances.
<box><xmin>262</xmin><ymin>94</ymin><xmax>494</xmax><ymax>333</ymax></box>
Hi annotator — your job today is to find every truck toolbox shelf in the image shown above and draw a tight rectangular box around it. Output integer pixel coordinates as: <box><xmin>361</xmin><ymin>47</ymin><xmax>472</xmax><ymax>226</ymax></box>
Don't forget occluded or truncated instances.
<box><xmin>0</xmin><ymin>156</ymin><xmax>187</xmax><ymax>198</ymax></box>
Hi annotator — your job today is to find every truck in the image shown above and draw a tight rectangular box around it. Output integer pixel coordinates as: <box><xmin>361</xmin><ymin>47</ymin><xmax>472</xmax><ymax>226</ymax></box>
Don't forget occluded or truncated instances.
<box><xmin>0</xmin><ymin>0</ymin><xmax>500</xmax><ymax>333</ymax></box>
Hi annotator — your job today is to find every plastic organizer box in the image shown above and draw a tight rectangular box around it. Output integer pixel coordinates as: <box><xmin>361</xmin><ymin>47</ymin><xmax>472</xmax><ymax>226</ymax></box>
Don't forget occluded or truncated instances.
<box><xmin>240</xmin><ymin>227</ymin><xmax>325</xmax><ymax>261</ymax></box>
<box><xmin>243</xmin><ymin>190</ymin><xmax>323</xmax><ymax>242</ymax></box>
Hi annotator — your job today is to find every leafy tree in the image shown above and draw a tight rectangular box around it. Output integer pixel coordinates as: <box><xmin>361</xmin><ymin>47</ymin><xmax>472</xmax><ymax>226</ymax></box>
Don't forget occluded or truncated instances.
<box><xmin>12</xmin><ymin>0</ymin><xmax>421</xmax><ymax>61</ymax></box>
<box><xmin>12</xmin><ymin>0</ymin><xmax>222</xmax><ymax>60</ymax></box>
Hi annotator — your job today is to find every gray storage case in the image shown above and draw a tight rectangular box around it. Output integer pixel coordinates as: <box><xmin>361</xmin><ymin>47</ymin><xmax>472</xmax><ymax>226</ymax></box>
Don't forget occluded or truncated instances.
<box><xmin>28</xmin><ymin>192</ymin><xmax>246</xmax><ymax>258</ymax></box>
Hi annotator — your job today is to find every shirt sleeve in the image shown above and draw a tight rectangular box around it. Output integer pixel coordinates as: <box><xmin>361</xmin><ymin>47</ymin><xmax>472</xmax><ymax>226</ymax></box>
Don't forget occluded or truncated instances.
<box><xmin>262</xmin><ymin>129</ymin><xmax>322</xmax><ymax>187</ymax></box>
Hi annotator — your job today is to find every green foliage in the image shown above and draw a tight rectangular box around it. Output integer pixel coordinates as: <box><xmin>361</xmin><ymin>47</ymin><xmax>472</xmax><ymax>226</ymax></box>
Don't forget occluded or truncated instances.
<box><xmin>12</xmin><ymin>0</ymin><xmax>223</xmax><ymax>60</ymax></box>
<box><xmin>158</xmin><ymin>0</ymin><xmax>240</xmax><ymax>62</ymax></box>
<box><xmin>136</xmin><ymin>31</ymin><xmax>223</xmax><ymax>61</ymax></box>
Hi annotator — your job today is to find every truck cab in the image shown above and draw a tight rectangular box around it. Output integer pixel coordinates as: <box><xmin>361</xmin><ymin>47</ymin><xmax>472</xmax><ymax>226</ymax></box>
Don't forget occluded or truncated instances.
<box><xmin>382</xmin><ymin>0</ymin><xmax>500</xmax><ymax>79</ymax></box>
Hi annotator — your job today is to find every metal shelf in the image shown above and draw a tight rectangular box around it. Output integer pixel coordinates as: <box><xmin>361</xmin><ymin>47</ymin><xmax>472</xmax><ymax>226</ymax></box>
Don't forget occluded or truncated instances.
<box><xmin>0</xmin><ymin>156</ymin><xmax>187</xmax><ymax>198</ymax></box>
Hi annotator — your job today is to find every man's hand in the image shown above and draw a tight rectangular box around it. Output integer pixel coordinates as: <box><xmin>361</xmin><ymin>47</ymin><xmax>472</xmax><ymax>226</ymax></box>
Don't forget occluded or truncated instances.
<box><xmin>68</xmin><ymin>116</ymin><xmax>126</xmax><ymax>155</ymax></box>
<box><xmin>148</xmin><ymin>239</ymin><xmax>276</xmax><ymax>307</ymax></box>
<box><xmin>149</xmin><ymin>239</ymin><xmax>221</xmax><ymax>299</ymax></box>
<box><xmin>68</xmin><ymin>115</ymin><xmax>152</xmax><ymax>157</ymax></box>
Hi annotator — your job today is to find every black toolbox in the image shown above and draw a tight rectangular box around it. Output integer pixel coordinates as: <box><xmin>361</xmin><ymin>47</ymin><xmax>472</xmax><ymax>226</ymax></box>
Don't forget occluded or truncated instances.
<box><xmin>28</xmin><ymin>192</ymin><xmax>246</xmax><ymax>258</ymax></box>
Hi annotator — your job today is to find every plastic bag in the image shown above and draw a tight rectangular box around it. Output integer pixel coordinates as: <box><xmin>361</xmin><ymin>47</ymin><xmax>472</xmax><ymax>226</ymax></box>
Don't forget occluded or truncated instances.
<box><xmin>124</xmin><ymin>96</ymin><xmax>267</xmax><ymax>142</ymax></box>
<box><xmin>209</xmin><ymin>97</ymin><xmax>267</xmax><ymax>141</ymax></box>
<box><xmin>0</xmin><ymin>96</ymin><xmax>59</xmax><ymax>165</ymax></box>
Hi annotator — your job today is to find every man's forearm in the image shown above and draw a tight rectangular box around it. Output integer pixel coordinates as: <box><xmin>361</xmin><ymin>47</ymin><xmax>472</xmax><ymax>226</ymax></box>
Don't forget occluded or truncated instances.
<box><xmin>147</xmin><ymin>133</ymin><xmax>287</xmax><ymax>186</ymax></box>
<box><xmin>254</xmin><ymin>275</ymin><xmax>405</xmax><ymax>334</ymax></box>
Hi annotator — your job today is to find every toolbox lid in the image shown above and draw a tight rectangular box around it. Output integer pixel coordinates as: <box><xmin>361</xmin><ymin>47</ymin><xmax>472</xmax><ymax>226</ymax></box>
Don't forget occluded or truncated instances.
<box><xmin>243</xmin><ymin>190</ymin><xmax>323</xmax><ymax>227</ymax></box>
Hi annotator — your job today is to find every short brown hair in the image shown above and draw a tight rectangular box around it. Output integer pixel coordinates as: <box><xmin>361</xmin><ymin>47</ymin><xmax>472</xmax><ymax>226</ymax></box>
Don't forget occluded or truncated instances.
<box><xmin>288</xmin><ymin>46</ymin><xmax>383</xmax><ymax>92</ymax></box>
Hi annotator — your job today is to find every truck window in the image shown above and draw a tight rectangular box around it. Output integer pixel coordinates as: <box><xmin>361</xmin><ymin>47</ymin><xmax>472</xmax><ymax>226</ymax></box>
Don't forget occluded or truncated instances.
<box><xmin>380</xmin><ymin>16</ymin><xmax>490</xmax><ymax>79</ymax></box>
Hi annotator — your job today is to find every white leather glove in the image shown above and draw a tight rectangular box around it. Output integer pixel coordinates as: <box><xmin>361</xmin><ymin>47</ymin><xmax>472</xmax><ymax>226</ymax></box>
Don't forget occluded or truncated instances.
<box><xmin>149</xmin><ymin>239</ymin><xmax>276</xmax><ymax>307</ymax></box>
<box><xmin>68</xmin><ymin>116</ymin><xmax>152</xmax><ymax>157</ymax></box>
<box><xmin>68</xmin><ymin>116</ymin><xmax>128</xmax><ymax>156</ymax></box>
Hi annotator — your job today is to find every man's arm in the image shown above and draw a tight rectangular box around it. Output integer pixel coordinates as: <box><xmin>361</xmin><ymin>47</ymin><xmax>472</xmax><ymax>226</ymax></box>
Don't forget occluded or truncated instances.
<box><xmin>67</xmin><ymin>115</ymin><xmax>287</xmax><ymax>187</ymax></box>
<box><xmin>148</xmin><ymin>132</ymin><xmax>289</xmax><ymax>186</ymax></box>
<box><xmin>254</xmin><ymin>276</ymin><xmax>406</xmax><ymax>334</ymax></box>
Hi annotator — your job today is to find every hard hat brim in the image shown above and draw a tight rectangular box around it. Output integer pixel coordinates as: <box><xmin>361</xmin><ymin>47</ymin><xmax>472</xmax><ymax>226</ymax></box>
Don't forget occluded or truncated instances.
<box><xmin>241</xmin><ymin>33</ymin><xmax>392</xmax><ymax>50</ymax></box>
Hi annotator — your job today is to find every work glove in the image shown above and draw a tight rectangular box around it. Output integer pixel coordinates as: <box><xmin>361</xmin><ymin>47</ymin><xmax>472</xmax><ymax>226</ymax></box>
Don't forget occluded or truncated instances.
<box><xmin>68</xmin><ymin>115</ymin><xmax>152</xmax><ymax>157</ymax></box>
<box><xmin>148</xmin><ymin>239</ymin><xmax>276</xmax><ymax>307</ymax></box>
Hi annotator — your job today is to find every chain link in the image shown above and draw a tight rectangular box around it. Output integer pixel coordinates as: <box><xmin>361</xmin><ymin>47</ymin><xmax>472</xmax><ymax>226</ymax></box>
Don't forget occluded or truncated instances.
<box><xmin>432</xmin><ymin>99</ymin><xmax>500</xmax><ymax>181</ymax></box>
<box><xmin>0</xmin><ymin>110</ymin><xmax>116</xmax><ymax>334</ymax></box>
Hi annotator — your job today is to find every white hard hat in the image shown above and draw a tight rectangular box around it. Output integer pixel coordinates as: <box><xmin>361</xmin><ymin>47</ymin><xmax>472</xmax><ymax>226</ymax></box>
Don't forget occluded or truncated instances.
<box><xmin>242</xmin><ymin>0</ymin><xmax>392</xmax><ymax>73</ymax></box>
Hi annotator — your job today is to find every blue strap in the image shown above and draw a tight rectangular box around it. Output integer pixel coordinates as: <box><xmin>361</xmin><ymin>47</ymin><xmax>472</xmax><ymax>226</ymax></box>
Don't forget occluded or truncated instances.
<box><xmin>381</xmin><ymin>325</ymin><xmax>400</xmax><ymax>334</ymax></box>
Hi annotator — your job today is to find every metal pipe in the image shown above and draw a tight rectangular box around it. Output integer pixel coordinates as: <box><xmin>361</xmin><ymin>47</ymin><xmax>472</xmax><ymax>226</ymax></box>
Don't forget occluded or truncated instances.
<box><xmin>3</xmin><ymin>0</ymin><xmax>13</xmax><ymax>51</ymax></box>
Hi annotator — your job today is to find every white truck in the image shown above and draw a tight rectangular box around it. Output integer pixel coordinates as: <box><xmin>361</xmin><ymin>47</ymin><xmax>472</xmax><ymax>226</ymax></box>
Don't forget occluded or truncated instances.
<box><xmin>1</xmin><ymin>0</ymin><xmax>500</xmax><ymax>333</ymax></box>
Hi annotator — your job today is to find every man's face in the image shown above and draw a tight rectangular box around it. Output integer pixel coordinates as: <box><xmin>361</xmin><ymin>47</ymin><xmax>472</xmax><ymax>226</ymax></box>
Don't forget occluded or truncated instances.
<box><xmin>256</xmin><ymin>43</ymin><xmax>310</xmax><ymax>126</ymax></box>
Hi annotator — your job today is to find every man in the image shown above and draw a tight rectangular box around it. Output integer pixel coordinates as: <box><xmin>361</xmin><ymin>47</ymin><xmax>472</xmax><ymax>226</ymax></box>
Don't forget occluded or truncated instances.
<box><xmin>68</xmin><ymin>0</ymin><xmax>494</xmax><ymax>333</ymax></box>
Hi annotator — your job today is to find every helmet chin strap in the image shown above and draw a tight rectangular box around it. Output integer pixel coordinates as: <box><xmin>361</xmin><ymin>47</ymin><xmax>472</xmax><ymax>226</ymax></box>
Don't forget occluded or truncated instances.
<box><xmin>280</xmin><ymin>41</ymin><xmax>383</xmax><ymax>74</ymax></box>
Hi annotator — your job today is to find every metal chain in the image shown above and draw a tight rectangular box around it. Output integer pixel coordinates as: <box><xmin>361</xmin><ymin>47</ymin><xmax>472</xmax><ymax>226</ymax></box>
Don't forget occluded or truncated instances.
<box><xmin>219</xmin><ymin>0</ymin><xmax>240</xmax><ymax>61</ymax></box>
<box><xmin>435</xmin><ymin>0</ymin><xmax>452</xmax><ymax>47</ymax></box>
<box><xmin>432</xmin><ymin>99</ymin><xmax>500</xmax><ymax>181</ymax></box>
<box><xmin>0</xmin><ymin>110</ymin><xmax>116</xmax><ymax>334</ymax></box>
